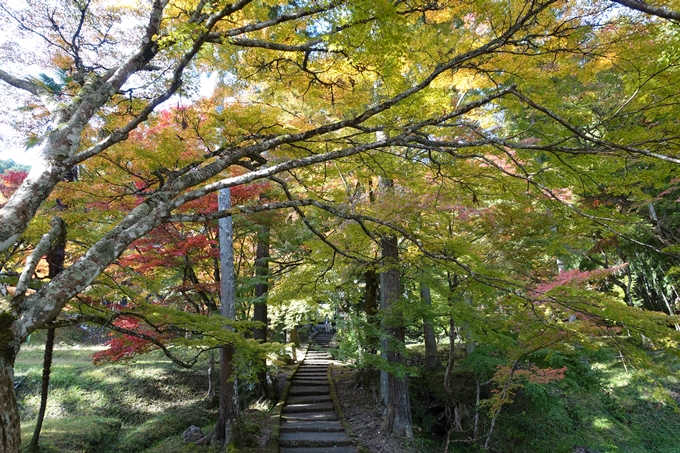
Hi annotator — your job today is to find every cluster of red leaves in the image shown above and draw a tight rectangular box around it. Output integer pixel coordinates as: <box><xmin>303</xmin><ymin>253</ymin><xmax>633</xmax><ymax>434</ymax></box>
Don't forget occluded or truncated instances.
<box><xmin>532</xmin><ymin>264</ymin><xmax>627</xmax><ymax>295</ymax></box>
<box><xmin>0</xmin><ymin>170</ymin><xmax>28</xmax><ymax>206</ymax></box>
<box><xmin>504</xmin><ymin>364</ymin><xmax>567</xmax><ymax>385</ymax></box>
<box><xmin>179</xmin><ymin>179</ymin><xmax>271</xmax><ymax>216</ymax></box>
<box><xmin>119</xmin><ymin>224</ymin><xmax>218</xmax><ymax>274</ymax></box>
<box><xmin>486</xmin><ymin>363</ymin><xmax>567</xmax><ymax>413</ymax></box>
<box><xmin>92</xmin><ymin>316</ymin><xmax>161</xmax><ymax>365</ymax></box>
<box><xmin>89</xmin><ymin>109</ymin><xmax>275</xmax><ymax>364</ymax></box>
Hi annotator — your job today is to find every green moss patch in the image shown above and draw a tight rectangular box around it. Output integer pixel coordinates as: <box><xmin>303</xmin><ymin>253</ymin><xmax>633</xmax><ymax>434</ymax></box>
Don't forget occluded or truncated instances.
<box><xmin>21</xmin><ymin>416</ymin><xmax>121</xmax><ymax>453</ymax></box>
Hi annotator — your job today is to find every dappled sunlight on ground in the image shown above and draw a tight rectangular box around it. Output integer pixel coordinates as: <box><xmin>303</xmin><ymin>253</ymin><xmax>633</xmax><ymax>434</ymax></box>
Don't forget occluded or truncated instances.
<box><xmin>591</xmin><ymin>416</ymin><xmax>614</xmax><ymax>430</ymax></box>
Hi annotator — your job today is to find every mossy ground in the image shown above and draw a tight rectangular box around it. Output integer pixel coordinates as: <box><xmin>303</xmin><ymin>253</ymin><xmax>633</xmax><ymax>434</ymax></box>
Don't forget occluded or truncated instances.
<box><xmin>14</xmin><ymin>328</ymin><xmax>280</xmax><ymax>453</ymax></box>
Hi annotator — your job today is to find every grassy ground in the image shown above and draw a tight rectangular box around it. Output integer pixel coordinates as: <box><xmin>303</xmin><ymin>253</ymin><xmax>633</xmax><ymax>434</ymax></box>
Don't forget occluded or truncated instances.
<box><xmin>14</xmin><ymin>330</ymin><xmax>280</xmax><ymax>453</ymax></box>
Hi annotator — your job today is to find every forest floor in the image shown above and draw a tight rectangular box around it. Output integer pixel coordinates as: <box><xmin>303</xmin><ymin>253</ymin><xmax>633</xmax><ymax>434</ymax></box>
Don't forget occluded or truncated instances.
<box><xmin>14</xmin><ymin>329</ymin><xmax>431</xmax><ymax>453</ymax></box>
<box><xmin>332</xmin><ymin>365</ymin><xmax>433</xmax><ymax>453</ymax></box>
<box><xmin>14</xmin><ymin>328</ymin><xmax>680</xmax><ymax>453</ymax></box>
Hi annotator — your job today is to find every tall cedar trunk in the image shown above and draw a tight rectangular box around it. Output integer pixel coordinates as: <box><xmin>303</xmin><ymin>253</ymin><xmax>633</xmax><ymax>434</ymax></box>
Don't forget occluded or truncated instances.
<box><xmin>214</xmin><ymin>345</ymin><xmax>238</xmax><ymax>444</ymax></box>
<box><xmin>364</xmin><ymin>269</ymin><xmax>379</xmax><ymax>353</ymax></box>
<box><xmin>0</xmin><ymin>339</ymin><xmax>20</xmax><ymax>453</ymax></box>
<box><xmin>253</xmin><ymin>224</ymin><xmax>270</xmax><ymax>396</ymax></box>
<box><xmin>380</xmin><ymin>235</ymin><xmax>413</xmax><ymax>438</ymax></box>
<box><xmin>29</xmin><ymin>217</ymin><xmax>66</xmax><ymax>451</ymax></box>
<box><xmin>420</xmin><ymin>282</ymin><xmax>439</xmax><ymax>371</ymax></box>
<box><xmin>215</xmin><ymin>189</ymin><xmax>239</xmax><ymax>445</ymax></box>
<box><xmin>253</xmin><ymin>224</ymin><xmax>270</xmax><ymax>341</ymax></box>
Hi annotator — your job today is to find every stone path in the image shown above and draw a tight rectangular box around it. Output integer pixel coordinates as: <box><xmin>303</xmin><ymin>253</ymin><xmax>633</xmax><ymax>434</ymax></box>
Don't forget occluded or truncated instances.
<box><xmin>279</xmin><ymin>331</ymin><xmax>357</xmax><ymax>453</ymax></box>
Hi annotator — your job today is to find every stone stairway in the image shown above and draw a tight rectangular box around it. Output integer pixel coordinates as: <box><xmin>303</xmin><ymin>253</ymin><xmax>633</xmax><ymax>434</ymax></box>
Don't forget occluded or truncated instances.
<box><xmin>279</xmin><ymin>331</ymin><xmax>357</xmax><ymax>453</ymax></box>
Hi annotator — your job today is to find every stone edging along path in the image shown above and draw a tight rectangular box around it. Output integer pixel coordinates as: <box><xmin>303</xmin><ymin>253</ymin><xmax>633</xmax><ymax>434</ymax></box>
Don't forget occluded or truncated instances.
<box><xmin>278</xmin><ymin>331</ymin><xmax>362</xmax><ymax>453</ymax></box>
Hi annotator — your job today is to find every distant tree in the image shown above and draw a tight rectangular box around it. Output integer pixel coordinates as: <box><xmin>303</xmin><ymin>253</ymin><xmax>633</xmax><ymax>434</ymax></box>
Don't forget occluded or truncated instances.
<box><xmin>0</xmin><ymin>160</ymin><xmax>29</xmax><ymax>174</ymax></box>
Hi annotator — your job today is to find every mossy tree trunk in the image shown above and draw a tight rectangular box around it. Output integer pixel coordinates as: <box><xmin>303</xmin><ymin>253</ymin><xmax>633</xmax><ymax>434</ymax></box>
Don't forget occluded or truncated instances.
<box><xmin>0</xmin><ymin>335</ymin><xmax>20</xmax><ymax>453</ymax></box>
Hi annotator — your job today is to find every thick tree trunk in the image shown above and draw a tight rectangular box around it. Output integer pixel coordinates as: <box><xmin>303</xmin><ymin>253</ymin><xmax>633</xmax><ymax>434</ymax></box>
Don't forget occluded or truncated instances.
<box><xmin>420</xmin><ymin>282</ymin><xmax>439</xmax><ymax>371</ymax></box>
<box><xmin>215</xmin><ymin>189</ymin><xmax>239</xmax><ymax>446</ymax></box>
<box><xmin>0</xmin><ymin>337</ymin><xmax>20</xmax><ymax>453</ymax></box>
<box><xmin>364</xmin><ymin>268</ymin><xmax>379</xmax><ymax>353</ymax></box>
<box><xmin>253</xmin><ymin>224</ymin><xmax>270</xmax><ymax>397</ymax></box>
<box><xmin>253</xmin><ymin>224</ymin><xmax>270</xmax><ymax>342</ymax></box>
<box><xmin>214</xmin><ymin>345</ymin><xmax>238</xmax><ymax>445</ymax></box>
<box><xmin>380</xmin><ymin>235</ymin><xmax>413</xmax><ymax>438</ymax></box>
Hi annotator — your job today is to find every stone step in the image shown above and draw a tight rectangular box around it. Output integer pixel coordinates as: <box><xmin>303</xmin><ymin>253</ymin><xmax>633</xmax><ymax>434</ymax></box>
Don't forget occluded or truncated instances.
<box><xmin>285</xmin><ymin>394</ymin><xmax>332</xmax><ymax>404</ymax></box>
<box><xmin>280</xmin><ymin>448</ymin><xmax>356</xmax><ymax>453</ymax></box>
<box><xmin>289</xmin><ymin>379</ymin><xmax>329</xmax><ymax>384</ymax></box>
<box><xmin>291</xmin><ymin>377</ymin><xmax>328</xmax><ymax>385</ymax></box>
<box><xmin>288</xmin><ymin>385</ymin><xmax>330</xmax><ymax>396</ymax></box>
<box><xmin>280</xmin><ymin>421</ymin><xmax>344</xmax><ymax>432</ymax></box>
<box><xmin>294</xmin><ymin>371</ymin><xmax>328</xmax><ymax>377</ymax></box>
<box><xmin>282</xmin><ymin>402</ymin><xmax>335</xmax><ymax>413</ymax></box>
<box><xmin>279</xmin><ymin>431</ymin><xmax>352</xmax><ymax>447</ymax></box>
<box><xmin>282</xmin><ymin>412</ymin><xmax>338</xmax><ymax>422</ymax></box>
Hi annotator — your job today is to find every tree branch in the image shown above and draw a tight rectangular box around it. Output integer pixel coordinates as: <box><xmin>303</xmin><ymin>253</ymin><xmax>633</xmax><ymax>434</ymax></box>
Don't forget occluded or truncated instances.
<box><xmin>611</xmin><ymin>0</ymin><xmax>680</xmax><ymax>21</ymax></box>
<box><xmin>0</xmin><ymin>69</ymin><xmax>40</xmax><ymax>96</ymax></box>
<box><xmin>508</xmin><ymin>88</ymin><xmax>680</xmax><ymax>165</ymax></box>
<box><xmin>14</xmin><ymin>217</ymin><xmax>64</xmax><ymax>300</ymax></box>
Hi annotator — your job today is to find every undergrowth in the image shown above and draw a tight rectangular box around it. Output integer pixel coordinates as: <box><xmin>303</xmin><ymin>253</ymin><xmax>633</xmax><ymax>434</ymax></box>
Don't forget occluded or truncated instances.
<box><xmin>14</xmin><ymin>330</ymin><xmax>279</xmax><ymax>453</ymax></box>
<box><xmin>406</xmin><ymin>344</ymin><xmax>680</xmax><ymax>453</ymax></box>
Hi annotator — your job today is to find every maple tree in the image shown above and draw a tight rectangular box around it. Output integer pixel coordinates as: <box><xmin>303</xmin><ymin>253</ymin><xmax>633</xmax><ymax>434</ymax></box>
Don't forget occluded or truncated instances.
<box><xmin>3</xmin><ymin>0</ymin><xmax>680</xmax><ymax>451</ymax></box>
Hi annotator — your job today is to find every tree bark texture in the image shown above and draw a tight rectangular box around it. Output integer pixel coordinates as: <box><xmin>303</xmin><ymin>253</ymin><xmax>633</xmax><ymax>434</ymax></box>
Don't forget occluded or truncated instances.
<box><xmin>0</xmin><ymin>339</ymin><xmax>20</xmax><ymax>453</ymax></box>
<box><xmin>253</xmin><ymin>224</ymin><xmax>270</xmax><ymax>397</ymax></box>
<box><xmin>420</xmin><ymin>282</ymin><xmax>439</xmax><ymax>371</ymax></box>
<box><xmin>380</xmin><ymin>235</ymin><xmax>413</xmax><ymax>438</ymax></box>
<box><xmin>253</xmin><ymin>224</ymin><xmax>270</xmax><ymax>342</ymax></box>
<box><xmin>216</xmin><ymin>189</ymin><xmax>239</xmax><ymax>446</ymax></box>
<box><xmin>214</xmin><ymin>345</ymin><xmax>238</xmax><ymax>445</ymax></box>
<box><xmin>364</xmin><ymin>268</ymin><xmax>379</xmax><ymax>352</ymax></box>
